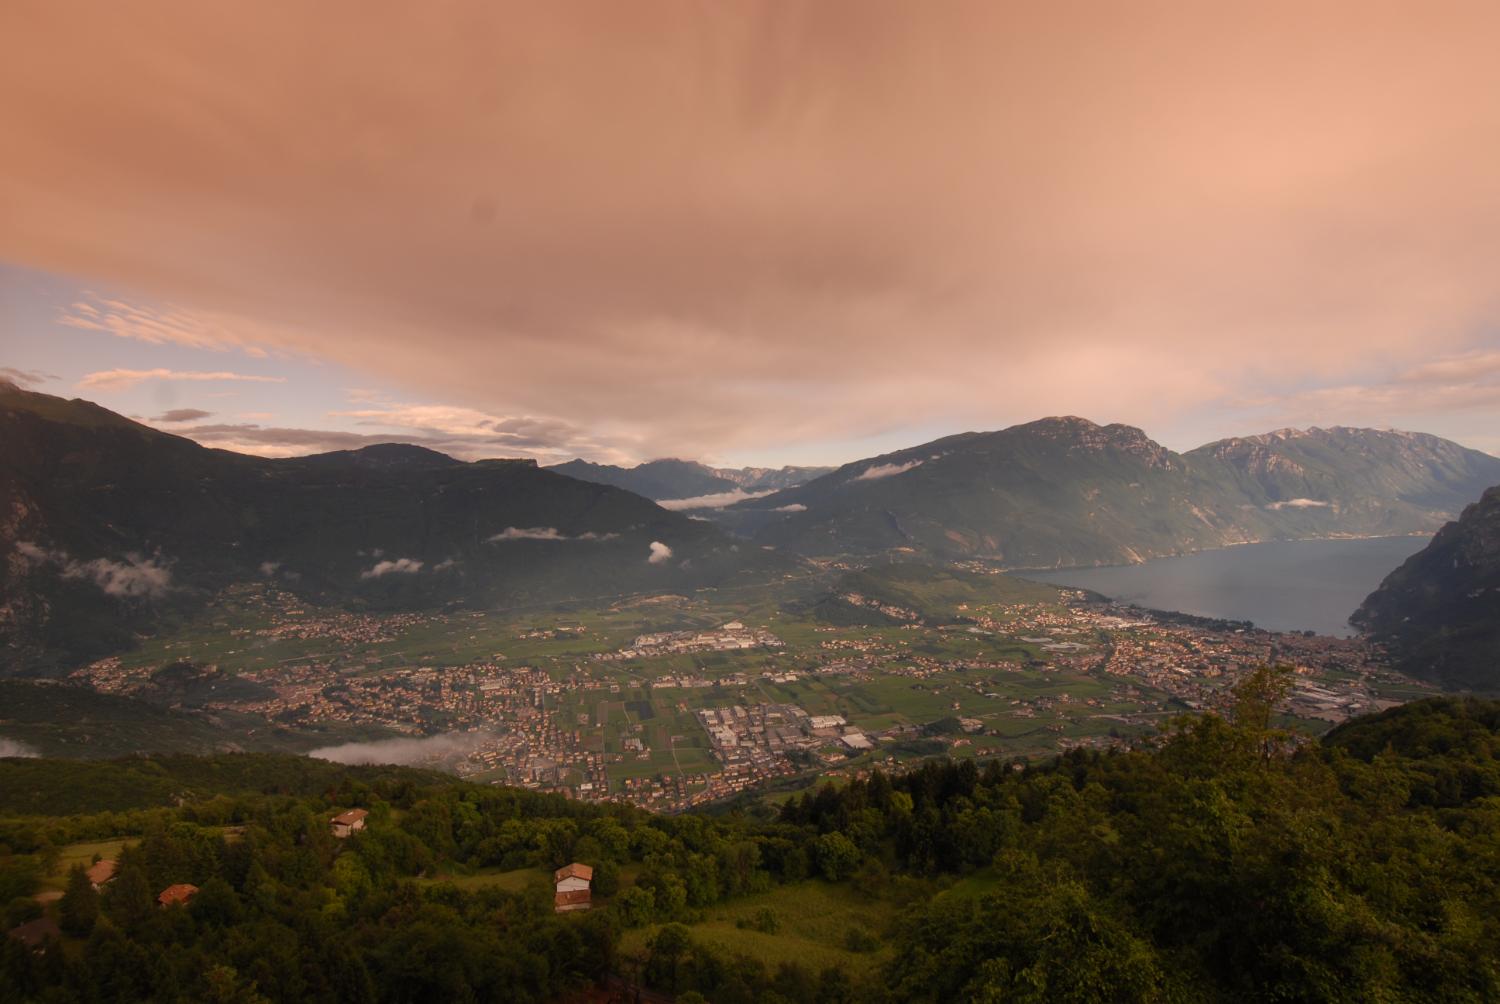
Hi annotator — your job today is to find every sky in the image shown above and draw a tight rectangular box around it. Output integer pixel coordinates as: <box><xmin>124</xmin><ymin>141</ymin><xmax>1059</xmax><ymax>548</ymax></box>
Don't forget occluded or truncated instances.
<box><xmin>3</xmin><ymin>0</ymin><xmax>1500</xmax><ymax>466</ymax></box>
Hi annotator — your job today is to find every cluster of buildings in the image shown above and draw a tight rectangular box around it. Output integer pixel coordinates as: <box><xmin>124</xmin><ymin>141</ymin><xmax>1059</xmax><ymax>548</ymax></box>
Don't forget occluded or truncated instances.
<box><xmin>837</xmin><ymin>592</ymin><xmax>921</xmax><ymax>621</ymax></box>
<box><xmin>594</xmin><ymin>622</ymin><xmax>783</xmax><ymax>661</ymax></box>
<box><xmin>8</xmin><ymin>855</ymin><xmax>204</xmax><ymax>954</ymax></box>
<box><xmin>699</xmin><ymin>704</ymin><xmax>873</xmax><ymax>765</ymax></box>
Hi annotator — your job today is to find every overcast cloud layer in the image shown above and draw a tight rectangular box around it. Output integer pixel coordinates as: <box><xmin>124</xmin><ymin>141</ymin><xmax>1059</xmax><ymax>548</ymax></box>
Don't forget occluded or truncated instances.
<box><xmin>4</xmin><ymin>1</ymin><xmax>1500</xmax><ymax>460</ymax></box>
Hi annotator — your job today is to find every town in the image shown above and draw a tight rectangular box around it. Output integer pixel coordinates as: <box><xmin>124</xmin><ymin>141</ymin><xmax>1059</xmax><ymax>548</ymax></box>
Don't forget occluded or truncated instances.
<box><xmin>66</xmin><ymin>576</ymin><xmax>1431</xmax><ymax>812</ymax></box>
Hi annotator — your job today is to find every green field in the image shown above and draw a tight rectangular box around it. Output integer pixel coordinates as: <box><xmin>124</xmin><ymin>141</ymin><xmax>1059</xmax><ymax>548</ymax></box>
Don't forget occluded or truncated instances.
<box><xmin>39</xmin><ymin>839</ymin><xmax>135</xmax><ymax>893</ymax></box>
<box><xmin>621</xmin><ymin>880</ymin><xmax>897</xmax><ymax>977</ymax></box>
<box><xmin>413</xmin><ymin>866</ymin><xmax>548</xmax><ymax>893</ymax></box>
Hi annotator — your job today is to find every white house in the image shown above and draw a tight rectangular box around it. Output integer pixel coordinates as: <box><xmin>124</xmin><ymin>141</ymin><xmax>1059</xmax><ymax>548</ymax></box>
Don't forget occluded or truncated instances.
<box><xmin>553</xmin><ymin>862</ymin><xmax>593</xmax><ymax>912</ymax></box>
<box><xmin>330</xmin><ymin>808</ymin><xmax>369</xmax><ymax>838</ymax></box>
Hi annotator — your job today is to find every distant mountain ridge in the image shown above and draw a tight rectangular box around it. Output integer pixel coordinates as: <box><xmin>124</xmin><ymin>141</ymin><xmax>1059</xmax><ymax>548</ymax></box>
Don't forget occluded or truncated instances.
<box><xmin>1186</xmin><ymin>425</ymin><xmax>1495</xmax><ymax>523</ymax></box>
<box><xmin>547</xmin><ymin>458</ymin><xmax>832</xmax><ymax>500</ymax></box>
<box><xmin>0</xmin><ymin>383</ymin><xmax>779</xmax><ymax>673</ymax></box>
<box><xmin>712</xmin><ymin>465</ymin><xmax>836</xmax><ymax>493</ymax></box>
<box><xmin>8</xmin><ymin>382</ymin><xmax>1500</xmax><ymax>673</ymax></box>
<box><xmin>1353</xmin><ymin>485</ymin><xmax>1500</xmax><ymax>691</ymax></box>
<box><xmin>548</xmin><ymin>458</ymin><xmax>739</xmax><ymax>500</ymax></box>
<box><xmin>729</xmin><ymin>417</ymin><xmax>1500</xmax><ymax>567</ymax></box>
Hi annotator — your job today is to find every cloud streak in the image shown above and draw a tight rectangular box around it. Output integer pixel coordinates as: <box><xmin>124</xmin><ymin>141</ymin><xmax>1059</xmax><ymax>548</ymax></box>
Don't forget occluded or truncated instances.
<box><xmin>154</xmin><ymin>408</ymin><xmax>213</xmax><ymax>423</ymax></box>
<box><xmin>487</xmin><ymin>527</ymin><xmax>617</xmax><ymax>542</ymax></box>
<box><xmin>1</xmin><ymin>367</ymin><xmax>58</xmax><ymax>388</ymax></box>
<box><xmin>148</xmin><ymin>412</ymin><xmax>622</xmax><ymax>464</ymax></box>
<box><xmin>1230</xmin><ymin>348</ymin><xmax>1500</xmax><ymax>454</ymax></box>
<box><xmin>58</xmin><ymin>294</ymin><xmax>273</xmax><ymax>356</ymax></box>
<box><xmin>658</xmin><ymin>489</ymin><xmax>773</xmax><ymax>511</ymax></box>
<box><xmin>78</xmin><ymin>369</ymin><xmax>285</xmax><ymax>392</ymax></box>
<box><xmin>309</xmin><ymin>731</ymin><xmax>494</xmax><ymax>766</ymax></box>
<box><xmin>854</xmin><ymin>460</ymin><xmax>922</xmax><ymax>481</ymax></box>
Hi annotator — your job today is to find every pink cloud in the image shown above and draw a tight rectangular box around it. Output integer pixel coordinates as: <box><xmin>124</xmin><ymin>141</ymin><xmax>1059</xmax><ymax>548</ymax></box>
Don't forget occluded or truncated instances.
<box><xmin>77</xmin><ymin>369</ymin><xmax>285</xmax><ymax>392</ymax></box>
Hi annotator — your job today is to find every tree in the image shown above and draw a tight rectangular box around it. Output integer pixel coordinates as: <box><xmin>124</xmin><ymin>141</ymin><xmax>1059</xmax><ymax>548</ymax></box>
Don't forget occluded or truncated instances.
<box><xmin>1231</xmin><ymin>664</ymin><xmax>1296</xmax><ymax>761</ymax></box>
<box><xmin>203</xmin><ymin>965</ymin><xmax>272</xmax><ymax>1004</ymax></box>
<box><xmin>817</xmin><ymin>966</ymin><xmax>855</xmax><ymax>1004</ymax></box>
<box><xmin>103</xmin><ymin>851</ymin><xmax>154</xmax><ymax>929</ymax></box>
<box><xmin>813</xmin><ymin>832</ymin><xmax>861</xmax><ymax>881</ymax></box>
<box><xmin>58</xmin><ymin>864</ymin><xmax>99</xmax><ymax>936</ymax></box>
<box><xmin>613</xmin><ymin>886</ymin><xmax>655</xmax><ymax>928</ymax></box>
<box><xmin>190</xmin><ymin>876</ymin><xmax>241</xmax><ymax>927</ymax></box>
<box><xmin>590</xmin><ymin>857</ymin><xmax>621</xmax><ymax>897</ymax></box>
<box><xmin>645</xmin><ymin>923</ymin><xmax>692</xmax><ymax>992</ymax></box>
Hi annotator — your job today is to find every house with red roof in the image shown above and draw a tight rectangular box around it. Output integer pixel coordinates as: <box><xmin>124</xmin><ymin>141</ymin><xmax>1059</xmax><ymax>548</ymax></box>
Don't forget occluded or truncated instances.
<box><xmin>157</xmin><ymin>883</ymin><xmax>199</xmax><ymax>908</ymax></box>
<box><xmin>553</xmin><ymin>862</ymin><xmax>592</xmax><ymax>912</ymax></box>
<box><xmin>86</xmin><ymin>859</ymin><xmax>117</xmax><ymax>889</ymax></box>
<box><xmin>330</xmin><ymin>808</ymin><xmax>369</xmax><ymax>838</ymax></box>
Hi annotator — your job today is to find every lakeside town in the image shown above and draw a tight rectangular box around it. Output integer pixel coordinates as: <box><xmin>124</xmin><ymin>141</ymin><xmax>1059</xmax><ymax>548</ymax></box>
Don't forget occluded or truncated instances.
<box><xmin>62</xmin><ymin>575</ymin><xmax>1433</xmax><ymax>813</ymax></box>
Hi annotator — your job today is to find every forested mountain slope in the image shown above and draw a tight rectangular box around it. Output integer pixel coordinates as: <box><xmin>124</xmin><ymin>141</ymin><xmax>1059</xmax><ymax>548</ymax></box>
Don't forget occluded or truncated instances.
<box><xmin>1354</xmin><ymin>486</ymin><xmax>1500</xmax><ymax>690</ymax></box>
<box><xmin>0</xmin><ymin>383</ymin><xmax>780</xmax><ymax>673</ymax></box>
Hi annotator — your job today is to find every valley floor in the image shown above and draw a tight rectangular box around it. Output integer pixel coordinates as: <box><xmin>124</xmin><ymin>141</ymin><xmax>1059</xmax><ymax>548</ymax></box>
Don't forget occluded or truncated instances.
<box><xmin>12</xmin><ymin>563</ymin><xmax>1432</xmax><ymax>813</ymax></box>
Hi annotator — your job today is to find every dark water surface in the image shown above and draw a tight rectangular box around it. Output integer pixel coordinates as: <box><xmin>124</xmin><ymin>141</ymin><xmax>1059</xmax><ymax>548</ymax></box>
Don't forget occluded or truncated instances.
<box><xmin>1023</xmin><ymin>536</ymin><xmax>1432</xmax><ymax>637</ymax></box>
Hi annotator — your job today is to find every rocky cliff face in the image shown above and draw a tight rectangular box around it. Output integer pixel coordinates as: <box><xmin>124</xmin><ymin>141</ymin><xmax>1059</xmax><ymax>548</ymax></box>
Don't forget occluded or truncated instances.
<box><xmin>1354</xmin><ymin>486</ymin><xmax>1500</xmax><ymax>691</ymax></box>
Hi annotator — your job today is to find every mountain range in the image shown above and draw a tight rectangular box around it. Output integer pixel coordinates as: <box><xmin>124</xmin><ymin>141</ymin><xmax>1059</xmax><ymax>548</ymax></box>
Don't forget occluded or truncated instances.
<box><xmin>0</xmin><ymin>382</ymin><xmax>779</xmax><ymax>673</ymax></box>
<box><xmin>1354</xmin><ymin>486</ymin><xmax>1500</xmax><ymax>691</ymax></box>
<box><xmin>7</xmin><ymin>383</ymin><xmax>1500</xmax><ymax>677</ymax></box>
<box><xmin>548</xmin><ymin>458</ymin><xmax>832</xmax><ymax>500</ymax></box>
<box><xmin>727</xmin><ymin>417</ymin><xmax>1500</xmax><ymax>567</ymax></box>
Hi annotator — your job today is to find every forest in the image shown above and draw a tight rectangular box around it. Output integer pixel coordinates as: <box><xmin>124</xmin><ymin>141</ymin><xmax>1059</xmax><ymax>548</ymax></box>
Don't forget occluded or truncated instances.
<box><xmin>2</xmin><ymin>671</ymin><xmax>1498</xmax><ymax>1003</ymax></box>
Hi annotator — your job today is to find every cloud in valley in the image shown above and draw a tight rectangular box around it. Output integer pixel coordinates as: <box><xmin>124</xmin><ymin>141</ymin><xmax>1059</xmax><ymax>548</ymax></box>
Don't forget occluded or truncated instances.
<box><xmin>309</xmin><ymin>731</ymin><xmax>494</xmax><ymax>766</ymax></box>
<box><xmin>854</xmin><ymin>460</ymin><xmax>923</xmax><ymax>481</ymax></box>
<box><xmin>647</xmin><ymin>541</ymin><xmax>673</xmax><ymax>565</ymax></box>
<box><xmin>1265</xmin><ymin>499</ymin><xmax>1332</xmax><ymax>510</ymax></box>
<box><xmin>361</xmin><ymin>557</ymin><xmax>423</xmax><ymax>579</ymax></box>
<box><xmin>658</xmin><ymin>489</ymin><xmax>773</xmax><ymax>511</ymax></box>
<box><xmin>773</xmin><ymin>503</ymin><xmax>808</xmax><ymax>512</ymax></box>
<box><xmin>16</xmin><ymin>541</ymin><xmax>173</xmax><ymax>598</ymax></box>
<box><xmin>0</xmin><ymin>738</ymin><xmax>40</xmax><ymax>758</ymax></box>
<box><xmin>490</xmin><ymin>527</ymin><xmax>566</xmax><ymax>541</ymax></box>
<box><xmin>487</xmin><ymin>527</ymin><xmax>618</xmax><ymax>542</ymax></box>
<box><xmin>3</xmin><ymin>3</ymin><xmax>1500</xmax><ymax>460</ymax></box>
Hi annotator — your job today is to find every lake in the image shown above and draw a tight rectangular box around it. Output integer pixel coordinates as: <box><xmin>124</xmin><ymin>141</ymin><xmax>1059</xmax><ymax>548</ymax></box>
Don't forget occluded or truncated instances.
<box><xmin>1022</xmin><ymin>535</ymin><xmax>1432</xmax><ymax>637</ymax></box>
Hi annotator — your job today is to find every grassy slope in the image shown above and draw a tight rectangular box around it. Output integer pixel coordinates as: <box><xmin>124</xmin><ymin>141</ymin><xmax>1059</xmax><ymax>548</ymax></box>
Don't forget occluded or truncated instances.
<box><xmin>621</xmin><ymin>880</ymin><xmax>896</xmax><ymax>978</ymax></box>
<box><xmin>0</xmin><ymin>753</ymin><xmax>452</xmax><ymax>816</ymax></box>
